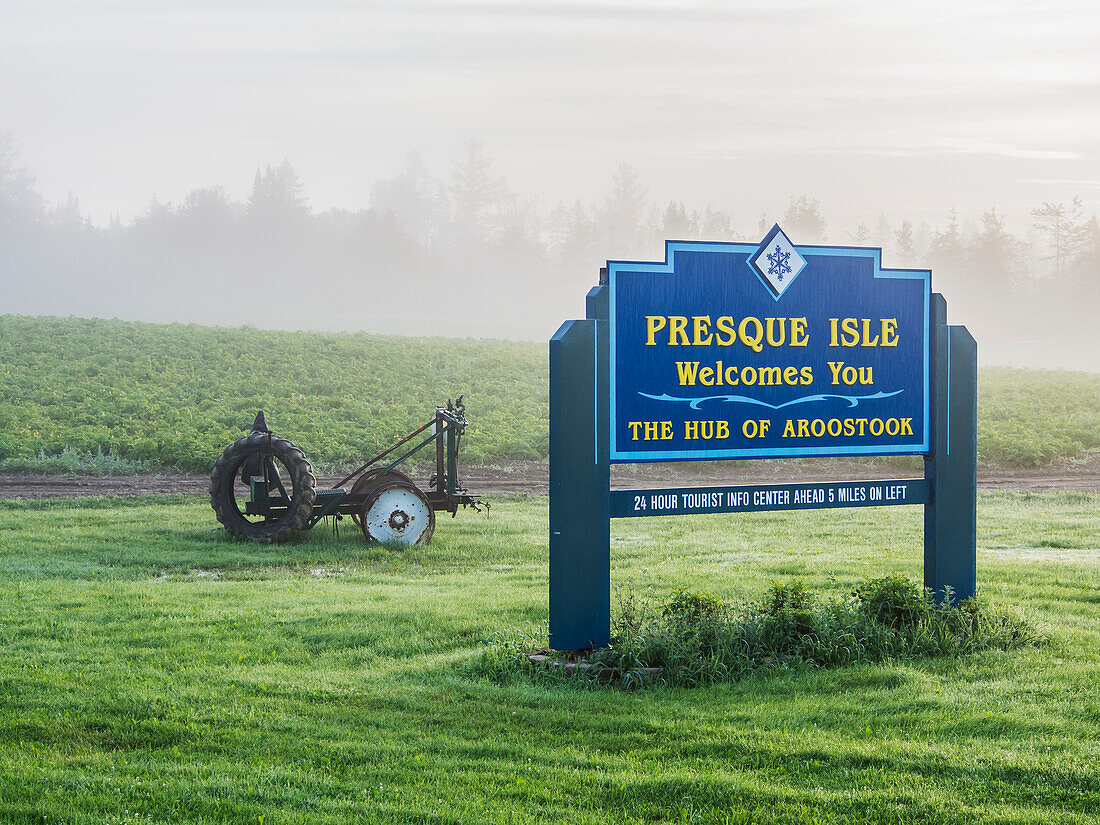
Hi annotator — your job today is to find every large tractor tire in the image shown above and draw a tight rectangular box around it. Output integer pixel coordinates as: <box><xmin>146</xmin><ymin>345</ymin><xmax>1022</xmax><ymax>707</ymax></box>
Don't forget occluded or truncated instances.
<box><xmin>210</xmin><ymin>432</ymin><xmax>317</xmax><ymax>543</ymax></box>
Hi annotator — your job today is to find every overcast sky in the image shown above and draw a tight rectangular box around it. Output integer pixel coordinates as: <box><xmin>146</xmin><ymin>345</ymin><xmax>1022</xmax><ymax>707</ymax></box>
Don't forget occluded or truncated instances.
<box><xmin>3</xmin><ymin>0</ymin><xmax>1098</xmax><ymax>235</ymax></box>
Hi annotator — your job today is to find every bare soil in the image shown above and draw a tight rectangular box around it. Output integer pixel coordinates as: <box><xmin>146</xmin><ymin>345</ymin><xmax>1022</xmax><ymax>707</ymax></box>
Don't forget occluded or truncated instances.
<box><xmin>1</xmin><ymin>454</ymin><xmax>1097</xmax><ymax>499</ymax></box>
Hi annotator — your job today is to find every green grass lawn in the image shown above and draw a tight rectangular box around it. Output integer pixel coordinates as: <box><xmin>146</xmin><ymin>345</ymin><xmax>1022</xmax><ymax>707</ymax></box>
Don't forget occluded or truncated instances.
<box><xmin>0</xmin><ymin>493</ymin><xmax>1097</xmax><ymax>823</ymax></box>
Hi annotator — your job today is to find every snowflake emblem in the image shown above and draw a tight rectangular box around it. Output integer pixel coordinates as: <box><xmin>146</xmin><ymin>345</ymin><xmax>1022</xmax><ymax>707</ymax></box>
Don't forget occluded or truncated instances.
<box><xmin>766</xmin><ymin>244</ymin><xmax>792</xmax><ymax>281</ymax></box>
<box><xmin>748</xmin><ymin>224</ymin><xmax>806</xmax><ymax>300</ymax></box>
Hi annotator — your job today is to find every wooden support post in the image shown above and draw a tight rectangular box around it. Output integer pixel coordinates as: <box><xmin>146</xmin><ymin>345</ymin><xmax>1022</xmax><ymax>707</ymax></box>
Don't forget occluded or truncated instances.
<box><xmin>924</xmin><ymin>293</ymin><xmax>978</xmax><ymax>602</ymax></box>
<box><xmin>548</xmin><ymin>311</ymin><xmax>610</xmax><ymax>650</ymax></box>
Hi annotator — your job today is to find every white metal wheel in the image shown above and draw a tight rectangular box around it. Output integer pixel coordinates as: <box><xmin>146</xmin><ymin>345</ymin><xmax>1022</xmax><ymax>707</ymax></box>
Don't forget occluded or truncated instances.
<box><xmin>360</xmin><ymin>481</ymin><xmax>435</xmax><ymax>546</ymax></box>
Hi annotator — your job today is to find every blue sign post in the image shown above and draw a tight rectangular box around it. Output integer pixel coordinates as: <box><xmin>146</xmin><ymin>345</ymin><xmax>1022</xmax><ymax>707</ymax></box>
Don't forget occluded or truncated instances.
<box><xmin>549</xmin><ymin>228</ymin><xmax>977</xmax><ymax>651</ymax></box>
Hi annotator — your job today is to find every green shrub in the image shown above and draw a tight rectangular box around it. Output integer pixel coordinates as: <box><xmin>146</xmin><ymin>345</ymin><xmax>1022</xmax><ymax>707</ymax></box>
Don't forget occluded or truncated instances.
<box><xmin>852</xmin><ymin>574</ymin><xmax>932</xmax><ymax>630</ymax></box>
<box><xmin>760</xmin><ymin>578</ymin><xmax>815</xmax><ymax>615</ymax></box>
<box><xmin>662</xmin><ymin>587</ymin><xmax>728</xmax><ymax>626</ymax></box>
<box><xmin>484</xmin><ymin>577</ymin><xmax>1047</xmax><ymax>688</ymax></box>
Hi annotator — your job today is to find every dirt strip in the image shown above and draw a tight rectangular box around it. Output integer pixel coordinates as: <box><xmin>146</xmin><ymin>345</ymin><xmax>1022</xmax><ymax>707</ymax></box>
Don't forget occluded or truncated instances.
<box><xmin>1</xmin><ymin>455</ymin><xmax>1097</xmax><ymax>499</ymax></box>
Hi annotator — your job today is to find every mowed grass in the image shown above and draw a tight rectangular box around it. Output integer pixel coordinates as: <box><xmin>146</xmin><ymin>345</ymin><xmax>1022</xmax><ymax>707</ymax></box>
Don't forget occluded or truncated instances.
<box><xmin>0</xmin><ymin>493</ymin><xmax>1097</xmax><ymax>824</ymax></box>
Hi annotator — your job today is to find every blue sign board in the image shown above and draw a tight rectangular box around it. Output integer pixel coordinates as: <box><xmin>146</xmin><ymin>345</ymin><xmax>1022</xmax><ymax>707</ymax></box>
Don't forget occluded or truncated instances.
<box><xmin>608</xmin><ymin>226</ymin><xmax>931</xmax><ymax>462</ymax></box>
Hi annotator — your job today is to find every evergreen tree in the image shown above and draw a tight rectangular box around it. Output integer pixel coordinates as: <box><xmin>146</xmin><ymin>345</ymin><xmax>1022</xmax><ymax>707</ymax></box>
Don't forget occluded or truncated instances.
<box><xmin>782</xmin><ymin>195</ymin><xmax>827</xmax><ymax>242</ymax></box>
<box><xmin>449</xmin><ymin>140</ymin><xmax>505</xmax><ymax>242</ymax></box>
<box><xmin>0</xmin><ymin>133</ymin><xmax>44</xmax><ymax>226</ymax></box>
<box><xmin>847</xmin><ymin>223</ymin><xmax>871</xmax><ymax>245</ymax></box>
<box><xmin>701</xmin><ymin>205</ymin><xmax>732</xmax><ymax>240</ymax></box>
<box><xmin>969</xmin><ymin>207</ymin><xmax>1017</xmax><ymax>291</ymax></box>
<box><xmin>370</xmin><ymin>152</ymin><xmax>443</xmax><ymax>247</ymax></box>
<box><xmin>246</xmin><ymin>160</ymin><xmax>310</xmax><ymax>243</ymax></box>
<box><xmin>895</xmin><ymin>220</ymin><xmax>916</xmax><ymax>265</ymax></box>
<box><xmin>662</xmin><ymin>200</ymin><xmax>699</xmax><ymax>239</ymax></box>
<box><xmin>1031</xmin><ymin>197</ymin><xmax>1089</xmax><ymax>284</ymax></box>
<box><xmin>757</xmin><ymin>211</ymin><xmax>770</xmax><ymax>236</ymax></box>
<box><xmin>600</xmin><ymin>163</ymin><xmax>648</xmax><ymax>254</ymax></box>
<box><xmin>1069</xmin><ymin>215</ymin><xmax>1100</xmax><ymax>311</ymax></box>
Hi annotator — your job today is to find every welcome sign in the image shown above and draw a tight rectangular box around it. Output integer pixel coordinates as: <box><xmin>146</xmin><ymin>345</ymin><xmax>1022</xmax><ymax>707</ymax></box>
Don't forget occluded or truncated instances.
<box><xmin>549</xmin><ymin>226</ymin><xmax>975</xmax><ymax>650</ymax></box>
<box><xmin>608</xmin><ymin>226</ymin><xmax>930</xmax><ymax>462</ymax></box>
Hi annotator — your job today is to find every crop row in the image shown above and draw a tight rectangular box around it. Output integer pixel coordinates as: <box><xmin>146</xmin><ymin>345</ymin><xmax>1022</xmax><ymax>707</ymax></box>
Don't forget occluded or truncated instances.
<box><xmin>0</xmin><ymin>316</ymin><xmax>547</xmax><ymax>473</ymax></box>
<box><xmin>0</xmin><ymin>316</ymin><xmax>1096</xmax><ymax>473</ymax></box>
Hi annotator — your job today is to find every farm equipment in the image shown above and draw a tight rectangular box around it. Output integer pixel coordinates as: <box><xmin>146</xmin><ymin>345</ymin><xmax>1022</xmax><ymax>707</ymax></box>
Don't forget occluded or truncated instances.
<box><xmin>210</xmin><ymin>398</ymin><xmax>485</xmax><ymax>545</ymax></box>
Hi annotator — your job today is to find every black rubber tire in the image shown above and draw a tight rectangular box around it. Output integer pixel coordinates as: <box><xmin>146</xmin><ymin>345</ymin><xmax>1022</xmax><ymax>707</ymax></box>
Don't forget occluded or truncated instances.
<box><xmin>209</xmin><ymin>433</ymin><xmax>317</xmax><ymax>543</ymax></box>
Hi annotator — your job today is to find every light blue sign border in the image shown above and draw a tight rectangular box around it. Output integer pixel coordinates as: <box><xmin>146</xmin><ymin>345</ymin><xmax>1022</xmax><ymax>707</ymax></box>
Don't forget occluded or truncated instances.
<box><xmin>607</xmin><ymin>236</ymin><xmax>931</xmax><ymax>463</ymax></box>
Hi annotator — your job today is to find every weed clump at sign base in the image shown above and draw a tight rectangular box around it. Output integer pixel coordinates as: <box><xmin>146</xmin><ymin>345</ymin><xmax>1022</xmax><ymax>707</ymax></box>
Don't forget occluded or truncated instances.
<box><xmin>476</xmin><ymin>576</ymin><xmax>1046</xmax><ymax>688</ymax></box>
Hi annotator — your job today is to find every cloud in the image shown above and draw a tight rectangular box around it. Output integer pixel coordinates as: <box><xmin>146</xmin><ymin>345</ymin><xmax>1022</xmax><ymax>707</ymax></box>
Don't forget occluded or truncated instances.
<box><xmin>930</xmin><ymin>139</ymin><xmax>1082</xmax><ymax>161</ymax></box>
<box><xmin>1016</xmin><ymin>178</ymin><xmax>1100</xmax><ymax>189</ymax></box>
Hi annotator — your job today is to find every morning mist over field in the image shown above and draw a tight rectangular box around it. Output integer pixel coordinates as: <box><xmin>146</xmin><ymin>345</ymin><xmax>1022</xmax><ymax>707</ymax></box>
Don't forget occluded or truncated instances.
<box><xmin>1</xmin><ymin>0</ymin><xmax>1098</xmax><ymax>369</ymax></box>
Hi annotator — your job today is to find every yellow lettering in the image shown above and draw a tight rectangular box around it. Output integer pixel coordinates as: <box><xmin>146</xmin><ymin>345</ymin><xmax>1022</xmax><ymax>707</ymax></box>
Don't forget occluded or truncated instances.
<box><xmin>738</xmin><ymin>317</ymin><xmax>764</xmax><ymax>353</ymax></box>
<box><xmin>684</xmin><ymin>421</ymin><xmax>743</xmax><ymax>442</ymax></box>
<box><xmin>661</xmin><ymin>421</ymin><xmax>673</xmax><ymax>440</ymax></box>
<box><xmin>860</xmin><ymin>318</ymin><xmax>880</xmax><ymax>347</ymax></box>
<box><xmin>715</xmin><ymin>316</ymin><xmax>736</xmax><ymax>346</ymax></box>
<box><xmin>841</xmin><ymin>317</ymin><xmax>860</xmax><ymax>347</ymax></box>
<box><xmin>765</xmin><ymin>317</ymin><xmax>786</xmax><ymax>347</ymax></box>
<box><xmin>668</xmin><ymin>316</ymin><xmax>689</xmax><ymax>345</ymax></box>
<box><xmin>790</xmin><ymin>317</ymin><xmax>809</xmax><ymax>347</ymax></box>
<box><xmin>676</xmin><ymin>361</ymin><xmax>700</xmax><ymax>386</ymax></box>
<box><xmin>645</xmin><ymin>316</ymin><xmax>666</xmax><ymax>346</ymax></box>
<box><xmin>692</xmin><ymin>316</ymin><xmax>713</xmax><ymax>346</ymax></box>
<box><xmin>699</xmin><ymin>367</ymin><xmax>715</xmax><ymax>386</ymax></box>
<box><xmin>758</xmin><ymin>366</ymin><xmax>782</xmax><ymax>386</ymax></box>
<box><xmin>881</xmin><ymin>318</ymin><xmax>899</xmax><ymax>347</ymax></box>
<box><xmin>828</xmin><ymin>361</ymin><xmax>844</xmax><ymax>385</ymax></box>
<box><xmin>800</xmin><ymin>366</ymin><xmax>813</xmax><ymax>385</ymax></box>
<box><xmin>627</xmin><ymin>421</ymin><xmax>642</xmax><ymax>440</ymax></box>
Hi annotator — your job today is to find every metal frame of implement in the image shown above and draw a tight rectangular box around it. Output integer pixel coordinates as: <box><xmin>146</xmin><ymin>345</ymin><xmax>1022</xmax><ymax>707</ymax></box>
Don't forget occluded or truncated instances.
<box><xmin>244</xmin><ymin>399</ymin><xmax>485</xmax><ymax>534</ymax></box>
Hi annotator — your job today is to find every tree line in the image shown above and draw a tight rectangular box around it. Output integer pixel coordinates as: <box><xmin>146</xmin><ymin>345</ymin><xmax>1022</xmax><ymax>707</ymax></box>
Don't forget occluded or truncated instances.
<box><xmin>1</xmin><ymin>134</ymin><xmax>1096</xmax><ymax>367</ymax></box>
